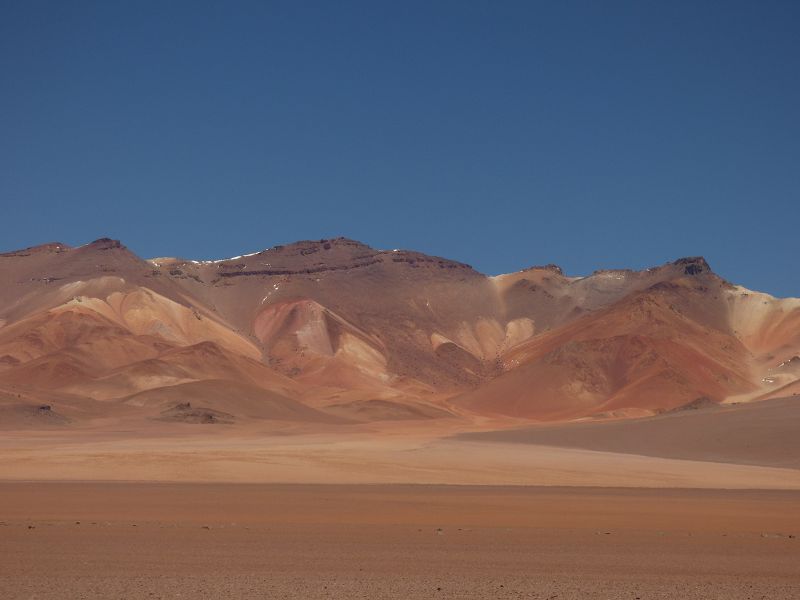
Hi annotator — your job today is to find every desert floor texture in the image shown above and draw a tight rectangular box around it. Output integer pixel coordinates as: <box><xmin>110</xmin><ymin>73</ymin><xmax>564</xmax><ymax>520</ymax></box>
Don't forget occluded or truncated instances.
<box><xmin>1</xmin><ymin>483</ymin><xmax>799</xmax><ymax>599</ymax></box>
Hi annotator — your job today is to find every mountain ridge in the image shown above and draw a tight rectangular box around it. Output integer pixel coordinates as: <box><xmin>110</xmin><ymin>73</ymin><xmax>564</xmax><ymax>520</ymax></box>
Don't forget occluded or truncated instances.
<box><xmin>1</xmin><ymin>235</ymin><xmax>798</xmax><ymax>429</ymax></box>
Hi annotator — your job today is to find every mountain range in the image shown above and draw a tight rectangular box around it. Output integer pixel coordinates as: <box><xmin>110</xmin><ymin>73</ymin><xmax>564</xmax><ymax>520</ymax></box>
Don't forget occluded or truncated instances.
<box><xmin>1</xmin><ymin>236</ymin><xmax>798</xmax><ymax>429</ymax></box>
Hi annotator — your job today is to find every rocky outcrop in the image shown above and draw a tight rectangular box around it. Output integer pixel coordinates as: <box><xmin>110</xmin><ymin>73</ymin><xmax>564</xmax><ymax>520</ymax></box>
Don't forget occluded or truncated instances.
<box><xmin>672</xmin><ymin>256</ymin><xmax>710</xmax><ymax>276</ymax></box>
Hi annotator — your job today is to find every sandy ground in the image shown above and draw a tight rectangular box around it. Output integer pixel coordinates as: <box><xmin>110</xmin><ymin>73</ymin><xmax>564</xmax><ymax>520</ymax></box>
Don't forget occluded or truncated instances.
<box><xmin>458</xmin><ymin>396</ymin><xmax>800</xmax><ymax>469</ymax></box>
<box><xmin>1</xmin><ymin>483</ymin><xmax>799</xmax><ymax>599</ymax></box>
<box><xmin>2</xmin><ymin>427</ymin><xmax>800</xmax><ymax>488</ymax></box>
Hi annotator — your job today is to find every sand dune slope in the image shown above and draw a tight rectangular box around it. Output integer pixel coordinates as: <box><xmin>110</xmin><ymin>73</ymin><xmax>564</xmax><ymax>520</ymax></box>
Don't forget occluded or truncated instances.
<box><xmin>457</xmin><ymin>395</ymin><xmax>800</xmax><ymax>469</ymax></box>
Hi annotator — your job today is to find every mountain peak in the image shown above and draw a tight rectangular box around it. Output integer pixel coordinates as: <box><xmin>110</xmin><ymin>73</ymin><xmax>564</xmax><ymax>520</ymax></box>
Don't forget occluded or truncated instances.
<box><xmin>85</xmin><ymin>238</ymin><xmax>125</xmax><ymax>251</ymax></box>
<box><xmin>522</xmin><ymin>264</ymin><xmax>564</xmax><ymax>276</ymax></box>
<box><xmin>670</xmin><ymin>256</ymin><xmax>711</xmax><ymax>276</ymax></box>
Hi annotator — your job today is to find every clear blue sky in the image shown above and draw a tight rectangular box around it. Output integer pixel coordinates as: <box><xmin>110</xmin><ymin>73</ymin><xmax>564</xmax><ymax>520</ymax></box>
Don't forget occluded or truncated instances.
<box><xmin>2</xmin><ymin>1</ymin><xmax>798</xmax><ymax>296</ymax></box>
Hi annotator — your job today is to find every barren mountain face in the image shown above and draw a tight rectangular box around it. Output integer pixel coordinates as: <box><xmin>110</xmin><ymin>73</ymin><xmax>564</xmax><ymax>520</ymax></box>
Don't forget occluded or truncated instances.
<box><xmin>1</xmin><ymin>236</ymin><xmax>798</xmax><ymax>428</ymax></box>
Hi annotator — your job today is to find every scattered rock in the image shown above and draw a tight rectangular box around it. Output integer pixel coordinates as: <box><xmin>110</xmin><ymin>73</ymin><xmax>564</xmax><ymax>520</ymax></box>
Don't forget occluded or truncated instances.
<box><xmin>157</xmin><ymin>403</ymin><xmax>234</xmax><ymax>425</ymax></box>
<box><xmin>668</xmin><ymin>396</ymin><xmax>717</xmax><ymax>412</ymax></box>
<box><xmin>760</xmin><ymin>532</ymin><xmax>796</xmax><ymax>539</ymax></box>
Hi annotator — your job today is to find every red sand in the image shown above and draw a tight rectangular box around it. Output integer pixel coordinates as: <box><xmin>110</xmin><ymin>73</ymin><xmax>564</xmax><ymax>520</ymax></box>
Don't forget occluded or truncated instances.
<box><xmin>2</xmin><ymin>483</ymin><xmax>799</xmax><ymax>599</ymax></box>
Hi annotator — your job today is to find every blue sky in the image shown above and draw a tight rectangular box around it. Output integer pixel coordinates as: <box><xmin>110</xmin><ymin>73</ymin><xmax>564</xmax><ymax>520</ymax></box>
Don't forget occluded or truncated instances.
<box><xmin>1</xmin><ymin>1</ymin><xmax>798</xmax><ymax>296</ymax></box>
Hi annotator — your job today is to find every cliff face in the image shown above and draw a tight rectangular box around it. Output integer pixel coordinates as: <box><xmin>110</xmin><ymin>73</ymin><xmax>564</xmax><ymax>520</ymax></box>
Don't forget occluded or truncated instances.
<box><xmin>0</xmin><ymin>236</ymin><xmax>798</xmax><ymax>426</ymax></box>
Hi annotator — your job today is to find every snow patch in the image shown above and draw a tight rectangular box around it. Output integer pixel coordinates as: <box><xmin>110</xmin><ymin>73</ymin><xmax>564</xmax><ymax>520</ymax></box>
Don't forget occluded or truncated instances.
<box><xmin>194</xmin><ymin>250</ymin><xmax>264</xmax><ymax>264</ymax></box>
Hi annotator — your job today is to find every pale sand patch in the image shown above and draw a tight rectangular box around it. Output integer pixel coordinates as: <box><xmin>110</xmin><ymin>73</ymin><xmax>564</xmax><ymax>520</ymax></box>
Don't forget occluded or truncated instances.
<box><xmin>1</xmin><ymin>429</ymin><xmax>799</xmax><ymax>488</ymax></box>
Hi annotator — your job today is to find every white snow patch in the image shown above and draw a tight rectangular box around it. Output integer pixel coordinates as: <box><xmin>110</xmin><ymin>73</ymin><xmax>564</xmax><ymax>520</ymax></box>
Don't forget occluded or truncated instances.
<box><xmin>196</xmin><ymin>250</ymin><xmax>264</xmax><ymax>264</ymax></box>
